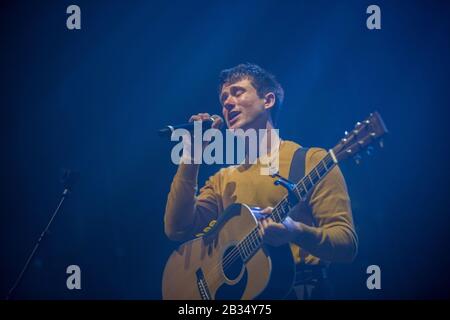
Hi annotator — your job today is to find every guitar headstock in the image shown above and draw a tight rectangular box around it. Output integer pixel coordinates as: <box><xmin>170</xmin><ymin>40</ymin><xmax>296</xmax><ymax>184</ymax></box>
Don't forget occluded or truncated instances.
<box><xmin>331</xmin><ymin>111</ymin><xmax>388</xmax><ymax>163</ymax></box>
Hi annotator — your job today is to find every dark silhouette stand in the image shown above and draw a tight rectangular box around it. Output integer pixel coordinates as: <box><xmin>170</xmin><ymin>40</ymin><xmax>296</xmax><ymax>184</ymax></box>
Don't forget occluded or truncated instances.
<box><xmin>6</xmin><ymin>169</ymin><xmax>78</xmax><ymax>300</ymax></box>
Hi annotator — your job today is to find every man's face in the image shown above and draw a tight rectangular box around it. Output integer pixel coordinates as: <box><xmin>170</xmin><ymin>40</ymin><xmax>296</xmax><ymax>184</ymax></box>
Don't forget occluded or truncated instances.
<box><xmin>220</xmin><ymin>78</ymin><xmax>268</xmax><ymax>130</ymax></box>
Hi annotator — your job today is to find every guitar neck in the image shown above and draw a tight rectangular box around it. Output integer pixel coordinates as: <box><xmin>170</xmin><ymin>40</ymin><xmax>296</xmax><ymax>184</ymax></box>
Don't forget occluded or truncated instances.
<box><xmin>237</xmin><ymin>150</ymin><xmax>338</xmax><ymax>262</ymax></box>
<box><xmin>272</xmin><ymin>151</ymin><xmax>337</xmax><ymax>222</ymax></box>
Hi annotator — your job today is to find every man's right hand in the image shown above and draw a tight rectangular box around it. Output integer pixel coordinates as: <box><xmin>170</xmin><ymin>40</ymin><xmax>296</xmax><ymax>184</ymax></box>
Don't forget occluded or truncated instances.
<box><xmin>188</xmin><ymin>113</ymin><xmax>223</xmax><ymax>129</ymax></box>
<box><xmin>180</xmin><ymin>113</ymin><xmax>223</xmax><ymax>164</ymax></box>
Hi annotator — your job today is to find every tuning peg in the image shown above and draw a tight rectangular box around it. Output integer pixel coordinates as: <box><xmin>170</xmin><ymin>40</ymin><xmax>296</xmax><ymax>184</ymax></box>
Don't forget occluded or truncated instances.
<box><xmin>379</xmin><ymin>139</ymin><xmax>384</xmax><ymax>148</ymax></box>
<box><xmin>353</xmin><ymin>154</ymin><xmax>362</xmax><ymax>165</ymax></box>
<box><xmin>366</xmin><ymin>146</ymin><xmax>374</xmax><ymax>156</ymax></box>
<box><xmin>344</xmin><ymin>131</ymin><xmax>349</xmax><ymax>136</ymax></box>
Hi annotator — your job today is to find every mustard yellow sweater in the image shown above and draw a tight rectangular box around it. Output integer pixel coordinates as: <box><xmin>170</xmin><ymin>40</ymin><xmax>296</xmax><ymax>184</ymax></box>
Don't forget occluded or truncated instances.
<box><xmin>164</xmin><ymin>140</ymin><xmax>358</xmax><ymax>264</ymax></box>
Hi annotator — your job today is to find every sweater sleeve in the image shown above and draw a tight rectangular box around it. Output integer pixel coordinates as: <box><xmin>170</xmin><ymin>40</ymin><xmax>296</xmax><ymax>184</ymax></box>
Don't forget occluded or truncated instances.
<box><xmin>293</xmin><ymin>148</ymin><xmax>358</xmax><ymax>263</ymax></box>
<box><xmin>164</xmin><ymin>164</ymin><xmax>220</xmax><ymax>242</ymax></box>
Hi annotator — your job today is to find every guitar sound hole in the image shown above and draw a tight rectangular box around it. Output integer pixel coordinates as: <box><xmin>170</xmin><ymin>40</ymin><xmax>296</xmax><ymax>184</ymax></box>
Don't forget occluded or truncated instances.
<box><xmin>222</xmin><ymin>246</ymin><xmax>244</xmax><ymax>281</ymax></box>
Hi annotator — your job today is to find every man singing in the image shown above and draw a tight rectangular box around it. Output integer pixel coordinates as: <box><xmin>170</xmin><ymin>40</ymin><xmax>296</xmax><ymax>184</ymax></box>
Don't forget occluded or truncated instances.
<box><xmin>164</xmin><ymin>63</ymin><xmax>358</xmax><ymax>299</ymax></box>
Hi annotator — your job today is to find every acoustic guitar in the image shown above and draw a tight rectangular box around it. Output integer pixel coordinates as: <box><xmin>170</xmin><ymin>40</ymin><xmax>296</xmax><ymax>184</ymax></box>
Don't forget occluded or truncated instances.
<box><xmin>162</xmin><ymin>112</ymin><xmax>388</xmax><ymax>299</ymax></box>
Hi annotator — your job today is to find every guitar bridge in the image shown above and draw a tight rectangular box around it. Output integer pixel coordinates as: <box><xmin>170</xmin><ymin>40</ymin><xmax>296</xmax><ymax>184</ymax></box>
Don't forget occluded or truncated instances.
<box><xmin>196</xmin><ymin>269</ymin><xmax>211</xmax><ymax>300</ymax></box>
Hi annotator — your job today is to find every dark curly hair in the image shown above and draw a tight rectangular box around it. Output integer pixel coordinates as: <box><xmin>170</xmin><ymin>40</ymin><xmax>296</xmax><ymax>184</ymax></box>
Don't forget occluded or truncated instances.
<box><xmin>218</xmin><ymin>63</ymin><xmax>285</xmax><ymax>124</ymax></box>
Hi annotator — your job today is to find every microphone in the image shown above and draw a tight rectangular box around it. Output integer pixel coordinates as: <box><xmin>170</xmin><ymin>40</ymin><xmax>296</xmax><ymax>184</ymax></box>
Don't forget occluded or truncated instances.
<box><xmin>158</xmin><ymin>115</ymin><xmax>223</xmax><ymax>137</ymax></box>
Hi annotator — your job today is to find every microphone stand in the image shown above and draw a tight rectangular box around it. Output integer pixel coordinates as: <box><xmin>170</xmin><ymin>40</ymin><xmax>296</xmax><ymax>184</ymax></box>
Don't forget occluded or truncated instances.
<box><xmin>6</xmin><ymin>170</ymin><xmax>78</xmax><ymax>300</ymax></box>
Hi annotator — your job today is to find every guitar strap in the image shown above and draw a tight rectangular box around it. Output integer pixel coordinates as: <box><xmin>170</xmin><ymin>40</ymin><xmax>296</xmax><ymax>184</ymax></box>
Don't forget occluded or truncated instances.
<box><xmin>288</xmin><ymin>146</ymin><xmax>309</xmax><ymax>183</ymax></box>
<box><xmin>287</xmin><ymin>146</ymin><xmax>317</xmax><ymax>295</ymax></box>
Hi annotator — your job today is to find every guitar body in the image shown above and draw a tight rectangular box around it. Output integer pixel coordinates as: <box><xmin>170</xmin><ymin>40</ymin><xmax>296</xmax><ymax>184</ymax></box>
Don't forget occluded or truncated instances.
<box><xmin>162</xmin><ymin>203</ymin><xmax>295</xmax><ymax>300</ymax></box>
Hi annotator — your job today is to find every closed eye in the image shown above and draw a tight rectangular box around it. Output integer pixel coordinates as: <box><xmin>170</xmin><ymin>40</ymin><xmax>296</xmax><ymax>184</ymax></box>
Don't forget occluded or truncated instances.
<box><xmin>220</xmin><ymin>85</ymin><xmax>246</xmax><ymax>106</ymax></box>
<box><xmin>231</xmin><ymin>87</ymin><xmax>245</xmax><ymax>97</ymax></box>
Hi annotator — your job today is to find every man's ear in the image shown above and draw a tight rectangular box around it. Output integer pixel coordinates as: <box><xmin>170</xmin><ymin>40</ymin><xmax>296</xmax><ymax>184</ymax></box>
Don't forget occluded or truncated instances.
<box><xmin>264</xmin><ymin>92</ymin><xmax>276</xmax><ymax>111</ymax></box>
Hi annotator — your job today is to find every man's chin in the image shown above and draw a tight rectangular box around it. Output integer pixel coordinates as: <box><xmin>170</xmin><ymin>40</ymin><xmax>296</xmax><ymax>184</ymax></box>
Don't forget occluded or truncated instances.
<box><xmin>229</xmin><ymin>123</ymin><xmax>256</xmax><ymax>136</ymax></box>
<box><xmin>228</xmin><ymin>121</ymin><xmax>247</xmax><ymax>131</ymax></box>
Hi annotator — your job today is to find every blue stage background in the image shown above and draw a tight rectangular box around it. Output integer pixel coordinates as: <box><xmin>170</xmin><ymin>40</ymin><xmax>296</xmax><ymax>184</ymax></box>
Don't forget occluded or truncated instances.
<box><xmin>1</xmin><ymin>0</ymin><xmax>449</xmax><ymax>299</ymax></box>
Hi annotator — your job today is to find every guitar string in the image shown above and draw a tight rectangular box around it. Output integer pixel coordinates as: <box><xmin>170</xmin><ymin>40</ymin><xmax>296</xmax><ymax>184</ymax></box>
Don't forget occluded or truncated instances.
<box><xmin>199</xmin><ymin>192</ymin><xmax>302</xmax><ymax>297</ymax></box>
<box><xmin>200</xmin><ymin>195</ymin><xmax>306</xmax><ymax>293</ymax></box>
<box><xmin>200</xmin><ymin>204</ymin><xmax>286</xmax><ymax>294</ymax></box>
<box><xmin>202</xmin><ymin>184</ymin><xmax>296</xmax><ymax>279</ymax></box>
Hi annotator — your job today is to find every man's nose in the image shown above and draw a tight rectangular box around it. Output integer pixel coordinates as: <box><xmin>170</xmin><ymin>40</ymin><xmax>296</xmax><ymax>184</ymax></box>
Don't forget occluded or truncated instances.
<box><xmin>223</xmin><ymin>96</ymin><xmax>236</xmax><ymax>111</ymax></box>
